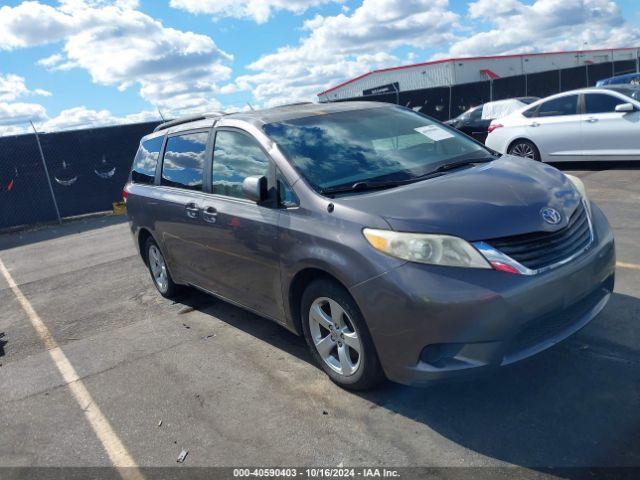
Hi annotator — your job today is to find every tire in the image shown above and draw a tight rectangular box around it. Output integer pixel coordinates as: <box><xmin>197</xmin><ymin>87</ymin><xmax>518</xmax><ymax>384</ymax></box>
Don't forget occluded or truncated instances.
<box><xmin>144</xmin><ymin>237</ymin><xmax>180</xmax><ymax>299</ymax></box>
<box><xmin>301</xmin><ymin>279</ymin><xmax>385</xmax><ymax>390</ymax></box>
<box><xmin>508</xmin><ymin>139</ymin><xmax>541</xmax><ymax>161</ymax></box>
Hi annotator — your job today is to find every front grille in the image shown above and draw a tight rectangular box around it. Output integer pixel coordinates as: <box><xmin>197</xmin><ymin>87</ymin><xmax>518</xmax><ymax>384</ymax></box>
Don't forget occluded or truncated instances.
<box><xmin>486</xmin><ymin>203</ymin><xmax>592</xmax><ymax>271</ymax></box>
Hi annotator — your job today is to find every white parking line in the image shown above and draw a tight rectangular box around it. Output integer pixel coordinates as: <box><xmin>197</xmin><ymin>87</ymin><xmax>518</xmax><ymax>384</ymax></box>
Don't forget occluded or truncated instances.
<box><xmin>617</xmin><ymin>261</ymin><xmax>640</xmax><ymax>271</ymax></box>
<box><xmin>0</xmin><ymin>258</ymin><xmax>144</xmax><ymax>480</ymax></box>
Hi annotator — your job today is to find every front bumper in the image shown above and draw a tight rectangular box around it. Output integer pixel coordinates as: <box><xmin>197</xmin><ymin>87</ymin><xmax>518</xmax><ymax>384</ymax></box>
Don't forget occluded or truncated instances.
<box><xmin>350</xmin><ymin>203</ymin><xmax>615</xmax><ymax>386</ymax></box>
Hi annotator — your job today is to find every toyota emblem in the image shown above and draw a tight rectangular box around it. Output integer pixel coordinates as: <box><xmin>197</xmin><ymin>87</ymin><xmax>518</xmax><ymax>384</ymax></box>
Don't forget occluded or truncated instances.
<box><xmin>541</xmin><ymin>207</ymin><xmax>562</xmax><ymax>225</ymax></box>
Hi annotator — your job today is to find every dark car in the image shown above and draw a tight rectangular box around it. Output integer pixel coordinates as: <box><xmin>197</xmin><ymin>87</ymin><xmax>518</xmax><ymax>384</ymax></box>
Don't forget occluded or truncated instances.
<box><xmin>445</xmin><ymin>97</ymin><xmax>539</xmax><ymax>143</ymax></box>
<box><xmin>598</xmin><ymin>84</ymin><xmax>640</xmax><ymax>102</ymax></box>
<box><xmin>596</xmin><ymin>72</ymin><xmax>640</xmax><ymax>87</ymax></box>
<box><xmin>125</xmin><ymin>102</ymin><xmax>615</xmax><ymax>390</ymax></box>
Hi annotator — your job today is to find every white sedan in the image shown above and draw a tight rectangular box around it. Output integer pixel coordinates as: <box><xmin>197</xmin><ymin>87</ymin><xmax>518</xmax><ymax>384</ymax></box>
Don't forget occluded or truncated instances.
<box><xmin>485</xmin><ymin>86</ymin><xmax>640</xmax><ymax>162</ymax></box>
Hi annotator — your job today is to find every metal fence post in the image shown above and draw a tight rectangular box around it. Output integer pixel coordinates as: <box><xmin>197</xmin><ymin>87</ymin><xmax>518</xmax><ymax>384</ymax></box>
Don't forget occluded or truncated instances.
<box><xmin>29</xmin><ymin>121</ymin><xmax>62</xmax><ymax>224</ymax></box>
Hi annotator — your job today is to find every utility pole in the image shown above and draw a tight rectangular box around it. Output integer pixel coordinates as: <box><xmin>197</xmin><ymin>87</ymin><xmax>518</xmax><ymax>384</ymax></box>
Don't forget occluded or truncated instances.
<box><xmin>30</xmin><ymin>121</ymin><xmax>62</xmax><ymax>225</ymax></box>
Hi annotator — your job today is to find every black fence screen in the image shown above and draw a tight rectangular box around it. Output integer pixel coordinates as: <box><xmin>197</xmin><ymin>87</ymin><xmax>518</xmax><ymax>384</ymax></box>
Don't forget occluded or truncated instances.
<box><xmin>588</xmin><ymin>62</ymin><xmax>615</xmax><ymax>85</ymax></box>
<box><xmin>492</xmin><ymin>75</ymin><xmax>527</xmax><ymax>101</ymax></box>
<box><xmin>339</xmin><ymin>57</ymin><xmax>639</xmax><ymax>119</ymax></box>
<box><xmin>450</xmin><ymin>81</ymin><xmax>491</xmax><ymax>119</ymax></box>
<box><xmin>614</xmin><ymin>60</ymin><xmax>637</xmax><ymax>75</ymax></box>
<box><xmin>560</xmin><ymin>66</ymin><xmax>588</xmax><ymax>91</ymax></box>
<box><xmin>399</xmin><ymin>87</ymin><xmax>451</xmax><ymax>121</ymax></box>
<box><xmin>0</xmin><ymin>135</ymin><xmax>59</xmax><ymax>229</ymax></box>
<box><xmin>525</xmin><ymin>70</ymin><xmax>560</xmax><ymax>99</ymax></box>
<box><xmin>0</xmin><ymin>121</ymin><xmax>160</xmax><ymax>230</ymax></box>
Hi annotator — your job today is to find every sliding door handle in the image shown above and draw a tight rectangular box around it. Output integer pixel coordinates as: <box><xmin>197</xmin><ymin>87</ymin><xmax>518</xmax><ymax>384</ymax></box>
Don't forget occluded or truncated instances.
<box><xmin>185</xmin><ymin>203</ymin><xmax>200</xmax><ymax>219</ymax></box>
<box><xmin>202</xmin><ymin>206</ymin><xmax>218</xmax><ymax>223</ymax></box>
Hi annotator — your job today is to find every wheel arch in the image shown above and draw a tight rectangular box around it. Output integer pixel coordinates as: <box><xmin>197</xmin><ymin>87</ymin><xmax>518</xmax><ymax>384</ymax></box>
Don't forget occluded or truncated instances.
<box><xmin>136</xmin><ymin>228</ymin><xmax>154</xmax><ymax>265</ymax></box>
<box><xmin>286</xmin><ymin>267</ymin><xmax>351</xmax><ymax>336</ymax></box>
<box><xmin>507</xmin><ymin>137</ymin><xmax>540</xmax><ymax>155</ymax></box>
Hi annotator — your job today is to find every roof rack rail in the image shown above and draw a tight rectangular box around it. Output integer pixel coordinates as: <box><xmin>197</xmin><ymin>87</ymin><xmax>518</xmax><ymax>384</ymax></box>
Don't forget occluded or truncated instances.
<box><xmin>273</xmin><ymin>102</ymin><xmax>314</xmax><ymax>108</ymax></box>
<box><xmin>153</xmin><ymin>111</ymin><xmax>225</xmax><ymax>132</ymax></box>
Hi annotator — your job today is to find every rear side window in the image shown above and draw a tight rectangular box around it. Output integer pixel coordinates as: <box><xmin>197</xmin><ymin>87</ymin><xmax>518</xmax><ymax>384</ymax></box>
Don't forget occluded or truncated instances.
<box><xmin>536</xmin><ymin>95</ymin><xmax>579</xmax><ymax>117</ymax></box>
<box><xmin>131</xmin><ymin>136</ymin><xmax>163</xmax><ymax>184</ymax></box>
<box><xmin>161</xmin><ymin>132</ymin><xmax>209</xmax><ymax>191</ymax></box>
<box><xmin>585</xmin><ymin>93</ymin><xmax>626</xmax><ymax>114</ymax></box>
<box><xmin>467</xmin><ymin>107</ymin><xmax>483</xmax><ymax>121</ymax></box>
<box><xmin>212</xmin><ymin>130</ymin><xmax>270</xmax><ymax>199</ymax></box>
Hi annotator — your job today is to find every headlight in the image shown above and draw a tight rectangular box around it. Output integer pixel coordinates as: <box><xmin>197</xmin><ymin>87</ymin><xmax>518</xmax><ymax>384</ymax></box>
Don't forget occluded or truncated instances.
<box><xmin>565</xmin><ymin>174</ymin><xmax>592</xmax><ymax>216</ymax></box>
<box><xmin>363</xmin><ymin>229</ymin><xmax>491</xmax><ymax>269</ymax></box>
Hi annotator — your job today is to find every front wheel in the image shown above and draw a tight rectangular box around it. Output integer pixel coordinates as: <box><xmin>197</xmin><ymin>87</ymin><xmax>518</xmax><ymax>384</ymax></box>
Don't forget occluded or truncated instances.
<box><xmin>301</xmin><ymin>279</ymin><xmax>385</xmax><ymax>390</ymax></box>
<box><xmin>508</xmin><ymin>139</ymin><xmax>541</xmax><ymax>161</ymax></box>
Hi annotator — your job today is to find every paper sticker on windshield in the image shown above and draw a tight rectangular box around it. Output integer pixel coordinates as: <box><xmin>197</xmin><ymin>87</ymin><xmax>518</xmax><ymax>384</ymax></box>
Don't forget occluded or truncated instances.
<box><xmin>414</xmin><ymin>125</ymin><xmax>455</xmax><ymax>141</ymax></box>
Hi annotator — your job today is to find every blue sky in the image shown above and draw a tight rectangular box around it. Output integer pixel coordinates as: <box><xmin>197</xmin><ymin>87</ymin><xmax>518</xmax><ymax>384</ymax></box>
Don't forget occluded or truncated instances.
<box><xmin>0</xmin><ymin>0</ymin><xmax>639</xmax><ymax>134</ymax></box>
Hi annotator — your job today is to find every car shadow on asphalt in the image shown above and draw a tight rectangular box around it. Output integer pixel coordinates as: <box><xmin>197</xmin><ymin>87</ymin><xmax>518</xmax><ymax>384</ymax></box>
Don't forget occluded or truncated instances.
<box><xmin>176</xmin><ymin>289</ymin><xmax>640</xmax><ymax>469</ymax></box>
<box><xmin>174</xmin><ymin>288</ymin><xmax>313</xmax><ymax>365</ymax></box>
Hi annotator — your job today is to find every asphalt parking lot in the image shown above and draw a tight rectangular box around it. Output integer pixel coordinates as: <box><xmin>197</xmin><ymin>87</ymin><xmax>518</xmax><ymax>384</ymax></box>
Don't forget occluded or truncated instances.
<box><xmin>0</xmin><ymin>164</ymin><xmax>639</xmax><ymax>475</ymax></box>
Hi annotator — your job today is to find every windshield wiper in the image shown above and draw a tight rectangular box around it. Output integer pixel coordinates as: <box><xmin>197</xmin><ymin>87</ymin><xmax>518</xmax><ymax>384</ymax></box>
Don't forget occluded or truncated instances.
<box><xmin>320</xmin><ymin>157</ymin><xmax>495</xmax><ymax>196</ymax></box>
<box><xmin>427</xmin><ymin>157</ymin><xmax>494</xmax><ymax>175</ymax></box>
<box><xmin>320</xmin><ymin>179</ymin><xmax>409</xmax><ymax>195</ymax></box>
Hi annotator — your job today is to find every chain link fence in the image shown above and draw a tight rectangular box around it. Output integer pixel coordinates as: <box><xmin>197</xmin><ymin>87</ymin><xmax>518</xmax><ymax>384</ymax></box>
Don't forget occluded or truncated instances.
<box><xmin>0</xmin><ymin>121</ymin><xmax>161</xmax><ymax>230</ymax></box>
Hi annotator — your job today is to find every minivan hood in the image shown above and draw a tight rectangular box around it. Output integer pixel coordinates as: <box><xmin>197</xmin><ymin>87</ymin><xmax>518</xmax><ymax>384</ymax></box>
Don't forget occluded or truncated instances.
<box><xmin>336</xmin><ymin>156</ymin><xmax>581</xmax><ymax>241</ymax></box>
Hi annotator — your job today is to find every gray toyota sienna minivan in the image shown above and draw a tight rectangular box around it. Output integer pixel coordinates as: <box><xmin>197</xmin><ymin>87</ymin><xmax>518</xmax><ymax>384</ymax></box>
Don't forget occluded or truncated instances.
<box><xmin>125</xmin><ymin>102</ymin><xmax>615</xmax><ymax>389</ymax></box>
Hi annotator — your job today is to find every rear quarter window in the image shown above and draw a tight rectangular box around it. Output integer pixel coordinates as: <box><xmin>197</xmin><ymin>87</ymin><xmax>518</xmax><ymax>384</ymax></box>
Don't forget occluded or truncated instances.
<box><xmin>131</xmin><ymin>136</ymin><xmax>164</xmax><ymax>184</ymax></box>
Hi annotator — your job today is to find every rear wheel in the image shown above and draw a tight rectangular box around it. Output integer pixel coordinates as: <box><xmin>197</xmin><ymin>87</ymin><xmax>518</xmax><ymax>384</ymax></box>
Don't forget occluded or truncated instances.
<box><xmin>145</xmin><ymin>238</ymin><xmax>179</xmax><ymax>299</ymax></box>
<box><xmin>301</xmin><ymin>279</ymin><xmax>384</xmax><ymax>390</ymax></box>
<box><xmin>508</xmin><ymin>139</ymin><xmax>541</xmax><ymax>161</ymax></box>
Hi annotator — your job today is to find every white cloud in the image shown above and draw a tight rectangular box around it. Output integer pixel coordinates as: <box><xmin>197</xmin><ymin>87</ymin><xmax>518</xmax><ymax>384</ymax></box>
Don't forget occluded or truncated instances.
<box><xmin>0</xmin><ymin>74</ymin><xmax>52</xmax><ymax>131</ymax></box>
<box><xmin>39</xmin><ymin>106</ymin><xmax>159</xmax><ymax>132</ymax></box>
<box><xmin>0</xmin><ymin>72</ymin><xmax>159</xmax><ymax>135</ymax></box>
<box><xmin>0</xmin><ymin>102</ymin><xmax>48</xmax><ymax>128</ymax></box>
<box><xmin>3</xmin><ymin>0</ymin><xmax>233</xmax><ymax>116</ymax></box>
<box><xmin>0</xmin><ymin>74</ymin><xmax>30</xmax><ymax>102</ymax></box>
<box><xmin>231</xmin><ymin>0</ymin><xmax>460</xmax><ymax>106</ymax></box>
<box><xmin>0</xmin><ymin>1</ymin><xmax>76</xmax><ymax>49</ymax></box>
<box><xmin>449</xmin><ymin>0</ymin><xmax>640</xmax><ymax>57</ymax></box>
<box><xmin>0</xmin><ymin>74</ymin><xmax>51</xmax><ymax>102</ymax></box>
<box><xmin>0</xmin><ymin>104</ymin><xmax>161</xmax><ymax>136</ymax></box>
<box><xmin>37</xmin><ymin>53</ymin><xmax>64</xmax><ymax>68</ymax></box>
<box><xmin>169</xmin><ymin>0</ymin><xmax>343</xmax><ymax>24</ymax></box>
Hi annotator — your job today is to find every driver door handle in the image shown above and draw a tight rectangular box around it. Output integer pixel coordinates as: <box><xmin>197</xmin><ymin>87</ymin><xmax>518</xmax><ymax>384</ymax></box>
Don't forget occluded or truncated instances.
<box><xmin>586</xmin><ymin>117</ymin><xmax>598</xmax><ymax>123</ymax></box>
<box><xmin>202</xmin><ymin>206</ymin><xmax>218</xmax><ymax>223</ymax></box>
<box><xmin>529</xmin><ymin>122</ymin><xmax>540</xmax><ymax>127</ymax></box>
<box><xmin>185</xmin><ymin>202</ymin><xmax>200</xmax><ymax>219</ymax></box>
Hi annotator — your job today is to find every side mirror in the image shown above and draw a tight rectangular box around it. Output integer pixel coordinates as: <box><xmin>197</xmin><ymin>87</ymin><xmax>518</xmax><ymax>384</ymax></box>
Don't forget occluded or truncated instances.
<box><xmin>242</xmin><ymin>175</ymin><xmax>267</xmax><ymax>203</ymax></box>
<box><xmin>615</xmin><ymin>102</ymin><xmax>636</xmax><ymax>113</ymax></box>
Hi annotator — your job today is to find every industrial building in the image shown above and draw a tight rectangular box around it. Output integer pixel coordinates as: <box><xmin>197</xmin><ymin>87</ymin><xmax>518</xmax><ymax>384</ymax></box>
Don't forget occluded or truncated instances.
<box><xmin>317</xmin><ymin>48</ymin><xmax>640</xmax><ymax>120</ymax></box>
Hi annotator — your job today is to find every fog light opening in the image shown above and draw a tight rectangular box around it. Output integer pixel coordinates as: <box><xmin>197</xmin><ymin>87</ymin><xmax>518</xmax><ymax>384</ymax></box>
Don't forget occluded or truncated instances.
<box><xmin>419</xmin><ymin>343</ymin><xmax>464</xmax><ymax>368</ymax></box>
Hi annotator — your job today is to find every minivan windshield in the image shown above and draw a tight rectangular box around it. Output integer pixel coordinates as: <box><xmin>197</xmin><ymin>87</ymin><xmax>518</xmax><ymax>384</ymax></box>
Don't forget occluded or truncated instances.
<box><xmin>262</xmin><ymin>106</ymin><xmax>492</xmax><ymax>193</ymax></box>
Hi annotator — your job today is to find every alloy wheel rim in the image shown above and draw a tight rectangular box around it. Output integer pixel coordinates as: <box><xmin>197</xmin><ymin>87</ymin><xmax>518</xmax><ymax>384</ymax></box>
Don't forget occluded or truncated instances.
<box><xmin>148</xmin><ymin>245</ymin><xmax>168</xmax><ymax>293</ymax></box>
<box><xmin>308</xmin><ymin>297</ymin><xmax>361</xmax><ymax>376</ymax></box>
<box><xmin>511</xmin><ymin>143</ymin><xmax>536</xmax><ymax>159</ymax></box>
